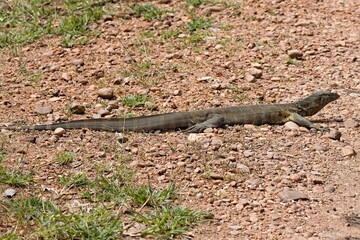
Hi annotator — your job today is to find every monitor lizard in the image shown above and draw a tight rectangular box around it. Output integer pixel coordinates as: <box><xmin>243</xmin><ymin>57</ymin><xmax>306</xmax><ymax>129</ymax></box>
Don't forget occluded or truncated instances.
<box><xmin>0</xmin><ymin>91</ymin><xmax>339</xmax><ymax>133</ymax></box>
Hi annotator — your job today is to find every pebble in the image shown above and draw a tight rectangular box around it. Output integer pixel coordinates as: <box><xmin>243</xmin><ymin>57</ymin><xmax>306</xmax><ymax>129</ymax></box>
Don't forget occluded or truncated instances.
<box><xmin>325</xmin><ymin>129</ymin><xmax>341</xmax><ymax>140</ymax></box>
<box><xmin>70</xmin><ymin>102</ymin><xmax>85</xmax><ymax>114</ymax></box>
<box><xmin>288</xmin><ymin>49</ymin><xmax>303</xmax><ymax>59</ymax></box>
<box><xmin>209</xmin><ymin>172</ymin><xmax>224</xmax><ymax>180</ymax></box>
<box><xmin>341</xmin><ymin>146</ymin><xmax>356</xmax><ymax>157</ymax></box>
<box><xmin>4</xmin><ymin>188</ymin><xmax>16</xmax><ymax>198</ymax></box>
<box><xmin>72</xmin><ymin>59</ymin><xmax>84</xmax><ymax>66</ymax></box>
<box><xmin>284</xmin><ymin>121</ymin><xmax>300</xmax><ymax>130</ymax></box>
<box><xmin>53</xmin><ymin>128</ymin><xmax>65</xmax><ymax>136</ymax></box>
<box><xmin>237</xmin><ymin>163</ymin><xmax>250</xmax><ymax>173</ymax></box>
<box><xmin>188</xmin><ymin>133</ymin><xmax>203</xmax><ymax>142</ymax></box>
<box><xmin>115</xmin><ymin>132</ymin><xmax>128</xmax><ymax>143</ymax></box>
<box><xmin>344</xmin><ymin>118</ymin><xmax>359</xmax><ymax>128</ymax></box>
<box><xmin>245</xmin><ymin>73</ymin><xmax>256</xmax><ymax>83</ymax></box>
<box><xmin>98</xmin><ymin>109</ymin><xmax>110</xmax><ymax>117</ymax></box>
<box><xmin>279</xmin><ymin>188</ymin><xmax>309</xmax><ymax>202</ymax></box>
<box><xmin>324</xmin><ymin>184</ymin><xmax>336</xmax><ymax>193</ymax></box>
<box><xmin>249</xmin><ymin>68</ymin><xmax>262</xmax><ymax>79</ymax></box>
<box><xmin>97</xmin><ymin>88</ymin><xmax>114</xmax><ymax>99</ymax></box>
<box><xmin>34</xmin><ymin>106</ymin><xmax>53</xmax><ymax>115</ymax></box>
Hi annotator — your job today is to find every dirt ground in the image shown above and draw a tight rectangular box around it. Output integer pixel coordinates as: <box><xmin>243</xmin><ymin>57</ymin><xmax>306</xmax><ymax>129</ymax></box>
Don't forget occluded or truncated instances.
<box><xmin>0</xmin><ymin>0</ymin><xmax>359</xmax><ymax>239</ymax></box>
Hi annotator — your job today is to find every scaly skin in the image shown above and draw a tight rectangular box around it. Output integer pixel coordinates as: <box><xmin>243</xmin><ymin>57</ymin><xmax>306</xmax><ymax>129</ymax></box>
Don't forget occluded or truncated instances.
<box><xmin>0</xmin><ymin>91</ymin><xmax>339</xmax><ymax>133</ymax></box>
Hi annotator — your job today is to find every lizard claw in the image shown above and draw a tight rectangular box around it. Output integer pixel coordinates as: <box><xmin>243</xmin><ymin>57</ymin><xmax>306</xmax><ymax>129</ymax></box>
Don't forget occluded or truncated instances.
<box><xmin>313</xmin><ymin>126</ymin><xmax>330</xmax><ymax>132</ymax></box>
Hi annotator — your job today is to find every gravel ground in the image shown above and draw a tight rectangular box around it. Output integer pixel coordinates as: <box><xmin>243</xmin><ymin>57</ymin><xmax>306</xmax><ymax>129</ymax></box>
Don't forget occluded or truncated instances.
<box><xmin>0</xmin><ymin>0</ymin><xmax>359</xmax><ymax>239</ymax></box>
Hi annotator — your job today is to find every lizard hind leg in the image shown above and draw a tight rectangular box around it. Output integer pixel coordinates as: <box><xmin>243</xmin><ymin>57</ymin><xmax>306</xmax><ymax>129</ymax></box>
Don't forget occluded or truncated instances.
<box><xmin>184</xmin><ymin>114</ymin><xmax>225</xmax><ymax>133</ymax></box>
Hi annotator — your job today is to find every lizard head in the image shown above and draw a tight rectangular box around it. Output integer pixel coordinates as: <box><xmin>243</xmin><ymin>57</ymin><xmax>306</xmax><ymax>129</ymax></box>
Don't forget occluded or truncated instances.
<box><xmin>296</xmin><ymin>91</ymin><xmax>340</xmax><ymax>116</ymax></box>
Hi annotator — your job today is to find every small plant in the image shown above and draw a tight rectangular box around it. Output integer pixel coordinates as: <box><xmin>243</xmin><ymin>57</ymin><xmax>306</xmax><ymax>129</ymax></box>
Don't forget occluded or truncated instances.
<box><xmin>186</xmin><ymin>0</ymin><xmax>205</xmax><ymax>7</ymax></box>
<box><xmin>131</xmin><ymin>4</ymin><xmax>166</xmax><ymax>21</ymax></box>
<box><xmin>59</xmin><ymin>173</ymin><xmax>90</xmax><ymax>188</ymax></box>
<box><xmin>8</xmin><ymin>196</ymin><xmax>60</xmax><ymax>222</ymax></box>
<box><xmin>187</xmin><ymin>17</ymin><xmax>212</xmax><ymax>32</ymax></box>
<box><xmin>128</xmin><ymin>183</ymin><xmax>177</xmax><ymax>208</ymax></box>
<box><xmin>36</xmin><ymin>207</ymin><xmax>123</xmax><ymax>239</ymax></box>
<box><xmin>285</xmin><ymin>58</ymin><xmax>297</xmax><ymax>65</ymax></box>
<box><xmin>121</xmin><ymin>94</ymin><xmax>151</xmax><ymax>108</ymax></box>
<box><xmin>0</xmin><ymin>167</ymin><xmax>33</xmax><ymax>187</ymax></box>
<box><xmin>136</xmin><ymin>206</ymin><xmax>213</xmax><ymax>239</ymax></box>
<box><xmin>55</xmin><ymin>151</ymin><xmax>75</xmax><ymax>166</ymax></box>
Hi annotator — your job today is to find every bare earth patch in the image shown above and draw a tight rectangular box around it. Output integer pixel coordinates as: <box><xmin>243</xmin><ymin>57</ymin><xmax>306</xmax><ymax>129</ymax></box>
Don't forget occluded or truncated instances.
<box><xmin>0</xmin><ymin>0</ymin><xmax>359</xmax><ymax>239</ymax></box>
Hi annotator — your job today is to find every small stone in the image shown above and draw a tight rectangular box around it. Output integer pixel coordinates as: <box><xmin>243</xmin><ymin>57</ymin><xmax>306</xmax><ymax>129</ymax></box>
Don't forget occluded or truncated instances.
<box><xmin>284</xmin><ymin>121</ymin><xmax>300</xmax><ymax>130</ymax></box>
<box><xmin>342</xmin><ymin>146</ymin><xmax>356</xmax><ymax>157</ymax></box>
<box><xmin>344</xmin><ymin>118</ymin><xmax>359</xmax><ymax>128</ymax></box>
<box><xmin>209</xmin><ymin>172</ymin><xmax>224</xmax><ymax>180</ymax></box>
<box><xmin>72</xmin><ymin>59</ymin><xmax>84</xmax><ymax>66</ymax></box>
<box><xmin>98</xmin><ymin>109</ymin><xmax>110</xmax><ymax>117</ymax></box>
<box><xmin>144</xmin><ymin>101</ymin><xmax>158</xmax><ymax>110</ymax></box>
<box><xmin>324</xmin><ymin>184</ymin><xmax>336</xmax><ymax>193</ymax></box>
<box><xmin>249</xmin><ymin>213</ymin><xmax>258</xmax><ymax>222</ymax></box>
<box><xmin>279</xmin><ymin>188</ymin><xmax>309</xmax><ymax>202</ymax></box>
<box><xmin>70</xmin><ymin>102</ymin><xmax>85</xmax><ymax>114</ymax></box>
<box><xmin>325</xmin><ymin>129</ymin><xmax>341</xmax><ymax>140</ymax></box>
<box><xmin>249</xmin><ymin>68</ymin><xmax>262</xmax><ymax>79</ymax></box>
<box><xmin>245</xmin><ymin>178</ymin><xmax>261</xmax><ymax>189</ymax></box>
<box><xmin>177</xmin><ymin>161</ymin><xmax>186</xmax><ymax>167</ymax></box>
<box><xmin>288</xmin><ymin>49</ymin><xmax>303</xmax><ymax>59</ymax></box>
<box><xmin>205</xmin><ymin>6</ymin><xmax>224</xmax><ymax>14</ymax></box>
<box><xmin>313</xmin><ymin>144</ymin><xmax>328</xmax><ymax>152</ymax></box>
<box><xmin>243</xmin><ymin>150</ymin><xmax>253</xmax><ymax>157</ymax></box>
<box><xmin>245</xmin><ymin>73</ymin><xmax>256</xmax><ymax>83</ymax></box>
<box><xmin>53</xmin><ymin>128</ymin><xmax>65</xmax><ymax>136</ymax></box>
<box><xmin>34</xmin><ymin>106</ymin><xmax>53</xmax><ymax>115</ymax></box>
<box><xmin>188</xmin><ymin>133</ymin><xmax>203</xmax><ymax>142</ymax></box>
<box><xmin>115</xmin><ymin>132</ymin><xmax>128</xmax><ymax>143</ymax></box>
<box><xmin>4</xmin><ymin>188</ymin><xmax>16</xmax><ymax>198</ymax></box>
<box><xmin>97</xmin><ymin>88</ymin><xmax>114</xmax><ymax>99</ymax></box>
<box><xmin>106</xmin><ymin>101</ymin><xmax>119</xmax><ymax>111</ymax></box>
<box><xmin>236</xmin><ymin>163</ymin><xmax>250</xmax><ymax>173</ymax></box>
<box><xmin>61</xmin><ymin>72</ymin><xmax>72</xmax><ymax>81</ymax></box>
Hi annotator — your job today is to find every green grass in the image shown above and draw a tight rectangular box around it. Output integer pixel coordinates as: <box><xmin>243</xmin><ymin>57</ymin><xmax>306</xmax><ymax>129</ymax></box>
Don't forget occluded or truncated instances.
<box><xmin>285</xmin><ymin>58</ymin><xmax>297</xmax><ymax>65</ymax></box>
<box><xmin>0</xmin><ymin>167</ymin><xmax>33</xmax><ymax>187</ymax></box>
<box><xmin>8</xmin><ymin>196</ymin><xmax>60</xmax><ymax>222</ymax></box>
<box><xmin>131</xmin><ymin>4</ymin><xmax>167</xmax><ymax>21</ymax></box>
<box><xmin>128</xmin><ymin>183</ymin><xmax>177</xmax><ymax>208</ymax></box>
<box><xmin>59</xmin><ymin>173</ymin><xmax>90</xmax><ymax>188</ymax></box>
<box><xmin>36</xmin><ymin>206</ymin><xmax>123</xmax><ymax>239</ymax></box>
<box><xmin>121</xmin><ymin>94</ymin><xmax>151</xmax><ymax>109</ymax></box>
<box><xmin>55</xmin><ymin>151</ymin><xmax>75</xmax><ymax>166</ymax></box>
<box><xmin>136</xmin><ymin>206</ymin><xmax>213</xmax><ymax>239</ymax></box>
<box><xmin>187</xmin><ymin>17</ymin><xmax>212</xmax><ymax>31</ymax></box>
<box><xmin>0</xmin><ymin>0</ymin><xmax>105</xmax><ymax>52</ymax></box>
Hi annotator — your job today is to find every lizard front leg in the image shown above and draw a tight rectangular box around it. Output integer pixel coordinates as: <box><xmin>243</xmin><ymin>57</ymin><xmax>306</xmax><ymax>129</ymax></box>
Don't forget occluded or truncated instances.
<box><xmin>184</xmin><ymin>114</ymin><xmax>225</xmax><ymax>133</ymax></box>
<box><xmin>288</xmin><ymin>113</ymin><xmax>329</xmax><ymax>132</ymax></box>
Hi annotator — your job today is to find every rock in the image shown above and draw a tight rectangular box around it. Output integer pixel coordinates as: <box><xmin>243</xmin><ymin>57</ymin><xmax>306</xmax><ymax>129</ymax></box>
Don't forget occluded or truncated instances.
<box><xmin>237</xmin><ymin>163</ymin><xmax>250</xmax><ymax>173</ymax></box>
<box><xmin>144</xmin><ymin>101</ymin><xmax>157</xmax><ymax>110</ymax></box>
<box><xmin>61</xmin><ymin>72</ymin><xmax>72</xmax><ymax>81</ymax></box>
<box><xmin>53</xmin><ymin>128</ymin><xmax>65</xmax><ymax>136</ymax></box>
<box><xmin>325</xmin><ymin>129</ymin><xmax>341</xmax><ymax>140</ymax></box>
<box><xmin>97</xmin><ymin>88</ymin><xmax>114</xmax><ymax>99</ymax></box>
<box><xmin>243</xmin><ymin>150</ymin><xmax>253</xmax><ymax>157</ymax></box>
<box><xmin>70</xmin><ymin>102</ymin><xmax>85</xmax><ymax>114</ymax></box>
<box><xmin>342</xmin><ymin>146</ymin><xmax>356</xmax><ymax>157</ymax></box>
<box><xmin>4</xmin><ymin>188</ymin><xmax>16</xmax><ymax>198</ymax></box>
<box><xmin>106</xmin><ymin>101</ymin><xmax>119</xmax><ymax>111</ymax></box>
<box><xmin>344</xmin><ymin>118</ymin><xmax>359</xmax><ymax>128</ymax></box>
<box><xmin>72</xmin><ymin>59</ymin><xmax>84</xmax><ymax>66</ymax></box>
<box><xmin>324</xmin><ymin>184</ymin><xmax>336</xmax><ymax>193</ymax></box>
<box><xmin>288</xmin><ymin>49</ymin><xmax>303</xmax><ymax>59</ymax></box>
<box><xmin>115</xmin><ymin>132</ymin><xmax>128</xmax><ymax>143</ymax></box>
<box><xmin>279</xmin><ymin>188</ymin><xmax>309</xmax><ymax>202</ymax></box>
<box><xmin>249</xmin><ymin>213</ymin><xmax>258</xmax><ymax>222</ymax></box>
<box><xmin>284</xmin><ymin>121</ymin><xmax>300</xmax><ymax>130</ymax></box>
<box><xmin>249</xmin><ymin>68</ymin><xmax>262</xmax><ymax>79</ymax></box>
<box><xmin>245</xmin><ymin>73</ymin><xmax>256</xmax><ymax>83</ymax></box>
<box><xmin>98</xmin><ymin>109</ymin><xmax>110</xmax><ymax>117</ymax></box>
<box><xmin>34</xmin><ymin>106</ymin><xmax>53</xmax><ymax>115</ymax></box>
<box><xmin>209</xmin><ymin>172</ymin><xmax>224</xmax><ymax>180</ymax></box>
<box><xmin>188</xmin><ymin>133</ymin><xmax>203</xmax><ymax>142</ymax></box>
<box><xmin>245</xmin><ymin>178</ymin><xmax>261</xmax><ymax>189</ymax></box>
